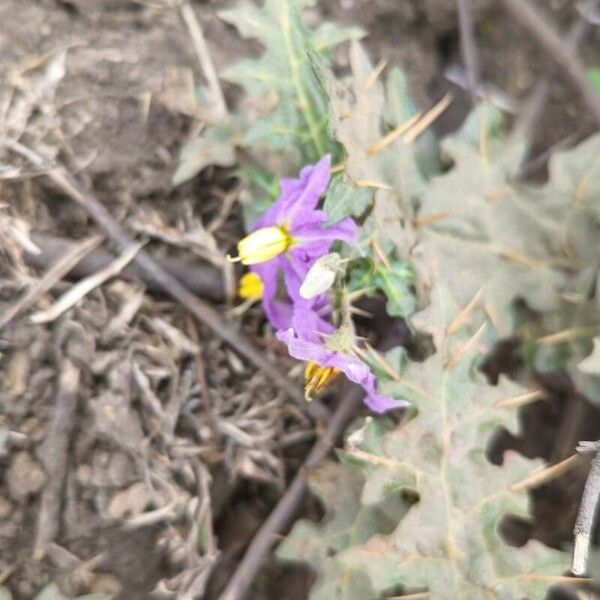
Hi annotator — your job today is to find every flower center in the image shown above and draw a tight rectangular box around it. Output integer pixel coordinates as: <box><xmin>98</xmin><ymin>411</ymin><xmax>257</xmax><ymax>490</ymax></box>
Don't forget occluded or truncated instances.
<box><xmin>304</xmin><ymin>361</ymin><xmax>340</xmax><ymax>400</ymax></box>
<box><xmin>232</xmin><ymin>226</ymin><xmax>292</xmax><ymax>265</ymax></box>
<box><xmin>238</xmin><ymin>272</ymin><xmax>264</xmax><ymax>300</ymax></box>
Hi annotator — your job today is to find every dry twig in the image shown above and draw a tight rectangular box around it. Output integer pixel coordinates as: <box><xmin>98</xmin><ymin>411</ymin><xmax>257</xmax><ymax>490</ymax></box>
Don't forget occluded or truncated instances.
<box><xmin>0</xmin><ymin>234</ymin><xmax>103</xmax><ymax>330</ymax></box>
<box><xmin>29</xmin><ymin>240</ymin><xmax>144</xmax><ymax>324</ymax></box>
<box><xmin>513</xmin><ymin>10</ymin><xmax>595</xmax><ymax>139</ymax></box>
<box><xmin>217</xmin><ymin>386</ymin><xmax>363</xmax><ymax>600</ymax></box>
<box><xmin>498</xmin><ymin>0</ymin><xmax>600</xmax><ymax>126</ymax></box>
<box><xmin>456</xmin><ymin>0</ymin><xmax>480</xmax><ymax>107</ymax></box>
<box><xmin>572</xmin><ymin>440</ymin><xmax>600</xmax><ymax>576</ymax></box>
<box><xmin>179</xmin><ymin>2</ymin><xmax>228</xmax><ymax>120</ymax></box>
<box><xmin>25</xmin><ymin>232</ymin><xmax>225</xmax><ymax>302</ymax></box>
<box><xmin>35</xmin><ymin>359</ymin><xmax>80</xmax><ymax>555</ymax></box>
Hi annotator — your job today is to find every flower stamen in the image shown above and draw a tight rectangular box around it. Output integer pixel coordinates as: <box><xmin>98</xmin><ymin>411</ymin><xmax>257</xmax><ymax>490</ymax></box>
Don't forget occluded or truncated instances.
<box><xmin>304</xmin><ymin>361</ymin><xmax>340</xmax><ymax>400</ymax></box>
<box><xmin>238</xmin><ymin>272</ymin><xmax>264</xmax><ymax>300</ymax></box>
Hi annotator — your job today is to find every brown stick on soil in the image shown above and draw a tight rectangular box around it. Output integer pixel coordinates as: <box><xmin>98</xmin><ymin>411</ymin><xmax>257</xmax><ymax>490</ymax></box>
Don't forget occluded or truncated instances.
<box><xmin>35</xmin><ymin>359</ymin><xmax>80</xmax><ymax>556</ymax></box>
<box><xmin>498</xmin><ymin>0</ymin><xmax>600</xmax><ymax>126</ymax></box>
<box><xmin>3</xmin><ymin>139</ymin><xmax>313</xmax><ymax>413</ymax></box>
<box><xmin>26</xmin><ymin>232</ymin><xmax>225</xmax><ymax>302</ymax></box>
<box><xmin>217</xmin><ymin>386</ymin><xmax>364</xmax><ymax>600</ymax></box>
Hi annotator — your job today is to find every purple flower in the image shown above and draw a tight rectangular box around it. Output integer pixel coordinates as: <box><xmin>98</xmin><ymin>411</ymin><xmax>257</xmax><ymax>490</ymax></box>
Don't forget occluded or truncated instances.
<box><xmin>239</xmin><ymin>155</ymin><xmax>356</xmax><ymax>339</ymax></box>
<box><xmin>277</xmin><ymin>328</ymin><xmax>408</xmax><ymax>414</ymax></box>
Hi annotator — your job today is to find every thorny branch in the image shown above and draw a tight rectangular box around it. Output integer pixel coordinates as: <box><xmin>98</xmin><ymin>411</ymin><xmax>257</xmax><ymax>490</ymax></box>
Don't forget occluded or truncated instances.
<box><xmin>572</xmin><ymin>440</ymin><xmax>600</xmax><ymax>576</ymax></box>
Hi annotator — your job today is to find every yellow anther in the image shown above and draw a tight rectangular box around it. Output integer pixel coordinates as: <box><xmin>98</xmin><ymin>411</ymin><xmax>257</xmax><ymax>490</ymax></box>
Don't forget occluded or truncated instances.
<box><xmin>230</xmin><ymin>226</ymin><xmax>291</xmax><ymax>265</ymax></box>
<box><xmin>238</xmin><ymin>272</ymin><xmax>264</xmax><ymax>300</ymax></box>
<box><xmin>304</xmin><ymin>361</ymin><xmax>340</xmax><ymax>400</ymax></box>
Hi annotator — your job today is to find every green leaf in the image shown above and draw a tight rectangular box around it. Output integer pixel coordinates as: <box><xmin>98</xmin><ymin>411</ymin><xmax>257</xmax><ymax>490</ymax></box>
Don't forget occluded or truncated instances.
<box><xmin>323</xmin><ymin>175</ymin><xmax>372</xmax><ymax>224</ymax></box>
<box><xmin>415</xmin><ymin>103</ymin><xmax>566</xmax><ymax>337</ymax></box>
<box><xmin>587</xmin><ymin>67</ymin><xmax>600</xmax><ymax>95</ymax></box>
<box><xmin>172</xmin><ymin>123</ymin><xmax>237</xmax><ymax>185</ymax></box>
<box><xmin>282</xmin><ymin>271</ymin><xmax>568</xmax><ymax>599</ymax></box>
<box><xmin>218</xmin><ymin>0</ymin><xmax>359</xmax><ymax>163</ymax></box>
<box><xmin>372</xmin><ymin>260</ymin><xmax>416</xmax><ymax>318</ymax></box>
<box><xmin>0</xmin><ymin>588</ymin><xmax>12</xmax><ymax>600</ymax></box>
<box><xmin>277</xmin><ymin>460</ymin><xmax>411</xmax><ymax>600</ymax></box>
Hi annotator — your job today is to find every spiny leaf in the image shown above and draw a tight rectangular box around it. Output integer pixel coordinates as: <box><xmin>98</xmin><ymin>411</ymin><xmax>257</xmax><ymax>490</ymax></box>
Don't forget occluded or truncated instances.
<box><xmin>416</xmin><ymin>104</ymin><xmax>566</xmax><ymax>337</ymax></box>
<box><xmin>282</xmin><ymin>257</ymin><xmax>568</xmax><ymax>599</ymax></box>
<box><xmin>318</xmin><ymin>41</ymin><xmax>425</xmax><ymax>259</ymax></box>
<box><xmin>517</xmin><ymin>134</ymin><xmax>600</xmax><ymax>402</ymax></box>
<box><xmin>323</xmin><ymin>175</ymin><xmax>373</xmax><ymax>224</ymax></box>
<box><xmin>536</xmin><ymin>134</ymin><xmax>600</xmax><ymax>271</ymax></box>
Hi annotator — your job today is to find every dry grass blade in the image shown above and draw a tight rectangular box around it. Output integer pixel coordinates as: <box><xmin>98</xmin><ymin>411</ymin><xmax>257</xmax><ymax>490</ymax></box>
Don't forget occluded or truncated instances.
<box><xmin>0</xmin><ymin>233</ymin><xmax>103</xmax><ymax>330</ymax></box>
<box><xmin>30</xmin><ymin>241</ymin><xmax>145</xmax><ymax>324</ymax></box>
<box><xmin>179</xmin><ymin>2</ymin><xmax>227</xmax><ymax>120</ymax></box>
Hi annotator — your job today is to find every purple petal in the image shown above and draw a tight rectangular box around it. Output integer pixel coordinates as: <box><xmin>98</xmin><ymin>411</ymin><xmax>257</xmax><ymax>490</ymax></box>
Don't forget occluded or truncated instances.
<box><xmin>292</xmin><ymin>215</ymin><xmax>357</xmax><ymax>246</ymax></box>
<box><xmin>251</xmin><ymin>258</ymin><xmax>293</xmax><ymax>330</ymax></box>
<box><xmin>291</xmin><ymin>298</ymin><xmax>334</xmax><ymax>343</ymax></box>
<box><xmin>277</xmin><ymin>328</ymin><xmax>407</xmax><ymax>413</ymax></box>
<box><xmin>250</xmin><ymin>156</ymin><xmax>331</xmax><ymax>230</ymax></box>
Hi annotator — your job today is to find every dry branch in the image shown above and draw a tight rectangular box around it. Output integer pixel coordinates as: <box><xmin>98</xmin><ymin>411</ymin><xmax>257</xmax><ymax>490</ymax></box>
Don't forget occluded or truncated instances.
<box><xmin>217</xmin><ymin>386</ymin><xmax>364</xmax><ymax>600</ymax></box>
<box><xmin>26</xmin><ymin>232</ymin><xmax>226</xmax><ymax>302</ymax></box>
<box><xmin>35</xmin><ymin>359</ymin><xmax>80</xmax><ymax>555</ymax></box>
<box><xmin>0</xmin><ymin>234</ymin><xmax>103</xmax><ymax>330</ymax></box>
<box><xmin>572</xmin><ymin>440</ymin><xmax>600</xmax><ymax>576</ymax></box>
<box><xmin>513</xmin><ymin>12</ymin><xmax>594</xmax><ymax>139</ymax></box>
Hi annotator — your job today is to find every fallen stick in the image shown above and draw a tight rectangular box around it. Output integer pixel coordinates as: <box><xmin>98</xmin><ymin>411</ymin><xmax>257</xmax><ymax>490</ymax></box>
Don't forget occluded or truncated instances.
<box><xmin>35</xmin><ymin>359</ymin><xmax>80</xmax><ymax>556</ymax></box>
<box><xmin>498</xmin><ymin>0</ymin><xmax>600</xmax><ymax>126</ymax></box>
<box><xmin>3</xmin><ymin>139</ymin><xmax>312</xmax><ymax>412</ymax></box>
<box><xmin>456</xmin><ymin>0</ymin><xmax>480</xmax><ymax>107</ymax></box>
<box><xmin>572</xmin><ymin>440</ymin><xmax>600</xmax><ymax>576</ymax></box>
<box><xmin>26</xmin><ymin>232</ymin><xmax>226</xmax><ymax>302</ymax></box>
<box><xmin>0</xmin><ymin>234</ymin><xmax>103</xmax><ymax>330</ymax></box>
<box><xmin>217</xmin><ymin>386</ymin><xmax>363</xmax><ymax>600</ymax></box>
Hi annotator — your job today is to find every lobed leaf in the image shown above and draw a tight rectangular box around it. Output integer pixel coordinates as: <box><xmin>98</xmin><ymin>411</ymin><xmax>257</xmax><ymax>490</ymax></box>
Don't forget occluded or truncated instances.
<box><xmin>280</xmin><ymin>260</ymin><xmax>568</xmax><ymax>598</ymax></box>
